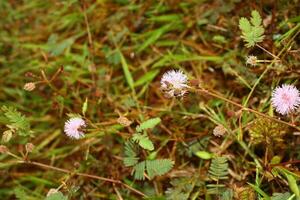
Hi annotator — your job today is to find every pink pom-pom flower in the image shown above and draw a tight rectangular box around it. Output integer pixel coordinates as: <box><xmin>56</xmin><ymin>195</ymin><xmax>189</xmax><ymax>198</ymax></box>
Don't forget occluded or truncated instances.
<box><xmin>64</xmin><ymin>117</ymin><xmax>86</xmax><ymax>139</ymax></box>
<box><xmin>160</xmin><ymin>70</ymin><xmax>188</xmax><ymax>98</ymax></box>
<box><xmin>271</xmin><ymin>84</ymin><xmax>300</xmax><ymax>115</ymax></box>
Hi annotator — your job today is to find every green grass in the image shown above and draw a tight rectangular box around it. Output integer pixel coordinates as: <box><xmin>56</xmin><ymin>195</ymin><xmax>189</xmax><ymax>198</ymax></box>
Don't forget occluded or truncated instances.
<box><xmin>1</xmin><ymin>0</ymin><xmax>300</xmax><ymax>199</ymax></box>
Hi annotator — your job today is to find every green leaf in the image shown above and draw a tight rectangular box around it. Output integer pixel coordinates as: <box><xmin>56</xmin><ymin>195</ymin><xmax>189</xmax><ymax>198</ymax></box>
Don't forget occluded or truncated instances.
<box><xmin>208</xmin><ymin>156</ymin><xmax>229</xmax><ymax>181</ymax></box>
<box><xmin>165</xmin><ymin>175</ymin><xmax>202</xmax><ymax>200</ymax></box>
<box><xmin>133</xmin><ymin>161</ymin><xmax>146</xmax><ymax>180</ymax></box>
<box><xmin>45</xmin><ymin>191</ymin><xmax>68</xmax><ymax>200</ymax></box>
<box><xmin>134</xmin><ymin>70</ymin><xmax>160</xmax><ymax>87</ymax></box>
<box><xmin>271</xmin><ymin>192</ymin><xmax>292</xmax><ymax>200</ymax></box>
<box><xmin>195</xmin><ymin>151</ymin><xmax>213</xmax><ymax>160</ymax></box>
<box><xmin>46</xmin><ymin>34</ymin><xmax>74</xmax><ymax>56</ymax></box>
<box><xmin>239</xmin><ymin>17</ymin><xmax>251</xmax><ymax>33</ymax></box>
<box><xmin>136</xmin><ymin>117</ymin><xmax>161</xmax><ymax>132</ymax></box>
<box><xmin>248</xmin><ymin>183</ymin><xmax>270</xmax><ymax>200</ymax></box>
<box><xmin>221</xmin><ymin>189</ymin><xmax>234</xmax><ymax>200</ymax></box>
<box><xmin>132</xmin><ymin>133</ymin><xmax>154</xmax><ymax>151</ymax></box>
<box><xmin>146</xmin><ymin>159</ymin><xmax>174</xmax><ymax>179</ymax></box>
<box><xmin>118</xmin><ymin>50</ymin><xmax>135</xmax><ymax>92</ymax></box>
<box><xmin>284</xmin><ymin>172</ymin><xmax>300</xmax><ymax>197</ymax></box>
<box><xmin>238</xmin><ymin>10</ymin><xmax>265</xmax><ymax>48</ymax></box>
<box><xmin>251</xmin><ymin>10</ymin><xmax>262</xmax><ymax>27</ymax></box>
<box><xmin>137</xmin><ymin>24</ymin><xmax>172</xmax><ymax>52</ymax></box>
<box><xmin>14</xmin><ymin>188</ymin><xmax>28</xmax><ymax>200</ymax></box>
<box><xmin>1</xmin><ymin>106</ymin><xmax>31</xmax><ymax>136</ymax></box>
<box><xmin>82</xmin><ymin>98</ymin><xmax>88</xmax><ymax>116</ymax></box>
<box><xmin>123</xmin><ymin>141</ymin><xmax>139</xmax><ymax>167</ymax></box>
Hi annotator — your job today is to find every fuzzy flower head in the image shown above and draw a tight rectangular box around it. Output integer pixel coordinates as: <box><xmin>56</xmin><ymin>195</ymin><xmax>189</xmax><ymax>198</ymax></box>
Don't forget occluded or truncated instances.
<box><xmin>246</xmin><ymin>55</ymin><xmax>258</xmax><ymax>66</ymax></box>
<box><xmin>271</xmin><ymin>84</ymin><xmax>300</xmax><ymax>115</ymax></box>
<box><xmin>64</xmin><ymin>117</ymin><xmax>86</xmax><ymax>139</ymax></box>
<box><xmin>213</xmin><ymin>124</ymin><xmax>227</xmax><ymax>137</ymax></box>
<box><xmin>160</xmin><ymin>70</ymin><xmax>188</xmax><ymax>98</ymax></box>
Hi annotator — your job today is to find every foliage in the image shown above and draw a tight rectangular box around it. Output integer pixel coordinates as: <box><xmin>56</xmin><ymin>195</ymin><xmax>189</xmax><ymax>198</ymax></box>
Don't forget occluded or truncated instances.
<box><xmin>123</xmin><ymin>141</ymin><xmax>139</xmax><ymax>167</ymax></box>
<box><xmin>207</xmin><ymin>156</ymin><xmax>229</xmax><ymax>196</ymax></box>
<box><xmin>249</xmin><ymin>117</ymin><xmax>288</xmax><ymax>145</ymax></box>
<box><xmin>208</xmin><ymin>156</ymin><xmax>229</xmax><ymax>181</ymax></box>
<box><xmin>132</xmin><ymin>133</ymin><xmax>154</xmax><ymax>151</ymax></box>
<box><xmin>239</xmin><ymin>10</ymin><xmax>265</xmax><ymax>47</ymax></box>
<box><xmin>136</xmin><ymin>117</ymin><xmax>161</xmax><ymax>133</ymax></box>
<box><xmin>45</xmin><ymin>192</ymin><xmax>68</xmax><ymax>200</ymax></box>
<box><xmin>236</xmin><ymin>187</ymin><xmax>256</xmax><ymax>200</ymax></box>
<box><xmin>165</xmin><ymin>175</ymin><xmax>203</xmax><ymax>200</ymax></box>
<box><xmin>131</xmin><ymin>117</ymin><xmax>161</xmax><ymax>151</ymax></box>
<box><xmin>1</xmin><ymin>106</ymin><xmax>31</xmax><ymax>137</ymax></box>
<box><xmin>1</xmin><ymin>0</ymin><xmax>300</xmax><ymax>199</ymax></box>
<box><xmin>221</xmin><ymin>189</ymin><xmax>234</xmax><ymax>200</ymax></box>
<box><xmin>124</xmin><ymin>140</ymin><xmax>174</xmax><ymax>180</ymax></box>
<box><xmin>14</xmin><ymin>188</ymin><xmax>29</xmax><ymax>200</ymax></box>
<box><xmin>146</xmin><ymin>159</ymin><xmax>174</xmax><ymax>179</ymax></box>
<box><xmin>131</xmin><ymin>159</ymin><xmax>174</xmax><ymax>180</ymax></box>
<box><xmin>186</xmin><ymin>136</ymin><xmax>210</xmax><ymax>157</ymax></box>
<box><xmin>271</xmin><ymin>192</ymin><xmax>292</xmax><ymax>200</ymax></box>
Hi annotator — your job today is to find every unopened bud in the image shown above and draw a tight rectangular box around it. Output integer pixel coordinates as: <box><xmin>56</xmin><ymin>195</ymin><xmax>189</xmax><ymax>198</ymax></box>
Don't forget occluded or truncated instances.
<box><xmin>24</xmin><ymin>82</ymin><xmax>36</xmax><ymax>91</ymax></box>
<box><xmin>246</xmin><ymin>56</ymin><xmax>258</xmax><ymax>66</ymax></box>
<box><xmin>0</xmin><ymin>145</ymin><xmax>8</xmax><ymax>154</ymax></box>
<box><xmin>117</xmin><ymin>116</ymin><xmax>132</xmax><ymax>127</ymax></box>
<box><xmin>2</xmin><ymin>130</ymin><xmax>13</xmax><ymax>143</ymax></box>
<box><xmin>213</xmin><ymin>125</ymin><xmax>227</xmax><ymax>137</ymax></box>
<box><xmin>25</xmin><ymin>143</ymin><xmax>35</xmax><ymax>153</ymax></box>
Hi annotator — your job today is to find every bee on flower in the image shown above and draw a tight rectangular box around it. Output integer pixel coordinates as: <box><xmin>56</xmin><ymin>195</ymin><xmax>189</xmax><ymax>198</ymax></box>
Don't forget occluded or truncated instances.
<box><xmin>271</xmin><ymin>84</ymin><xmax>300</xmax><ymax>115</ymax></box>
<box><xmin>64</xmin><ymin>117</ymin><xmax>86</xmax><ymax>139</ymax></box>
<box><xmin>160</xmin><ymin>70</ymin><xmax>189</xmax><ymax>98</ymax></box>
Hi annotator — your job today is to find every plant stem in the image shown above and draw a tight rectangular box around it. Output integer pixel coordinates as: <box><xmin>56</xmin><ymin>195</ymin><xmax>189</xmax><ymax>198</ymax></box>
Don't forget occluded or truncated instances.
<box><xmin>16</xmin><ymin>160</ymin><xmax>147</xmax><ymax>197</ymax></box>
<box><xmin>194</xmin><ymin>87</ymin><xmax>300</xmax><ymax>131</ymax></box>
<box><xmin>256</xmin><ymin>44</ymin><xmax>279</xmax><ymax>59</ymax></box>
<box><xmin>244</xmin><ymin>26</ymin><xmax>300</xmax><ymax>107</ymax></box>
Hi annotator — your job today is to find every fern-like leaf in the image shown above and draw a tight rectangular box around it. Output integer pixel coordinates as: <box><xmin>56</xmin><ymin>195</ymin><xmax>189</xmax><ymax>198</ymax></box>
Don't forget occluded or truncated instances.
<box><xmin>131</xmin><ymin>159</ymin><xmax>174</xmax><ymax>180</ymax></box>
<box><xmin>221</xmin><ymin>188</ymin><xmax>234</xmax><ymax>200</ymax></box>
<box><xmin>123</xmin><ymin>141</ymin><xmax>139</xmax><ymax>167</ymax></box>
<box><xmin>271</xmin><ymin>192</ymin><xmax>291</xmax><ymax>200</ymax></box>
<box><xmin>250</xmin><ymin>10</ymin><xmax>262</xmax><ymax>27</ymax></box>
<box><xmin>1</xmin><ymin>106</ymin><xmax>31</xmax><ymax>136</ymax></box>
<box><xmin>136</xmin><ymin>117</ymin><xmax>161</xmax><ymax>132</ymax></box>
<box><xmin>132</xmin><ymin>133</ymin><xmax>154</xmax><ymax>151</ymax></box>
<box><xmin>146</xmin><ymin>159</ymin><xmax>174</xmax><ymax>179</ymax></box>
<box><xmin>165</xmin><ymin>175</ymin><xmax>203</xmax><ymax>200</ymax></box>
<box><xmin>239</xmin><ymin>18</ymin><xmax>251</xmax><ymax>33</ymax></box>
<box><xmin>133</xmin><ymin>161</ymin><xmax>146</xmax><ymax>180</ymax></box>
<box><xmin>239</xmin><ymin>10</ymin><xmax>265</xmax><ymax>48</ymax></box>
<box><xmin>208</xmin><ymin>156</ymin><xmax>229</xmax><ymax>181</ymax></box>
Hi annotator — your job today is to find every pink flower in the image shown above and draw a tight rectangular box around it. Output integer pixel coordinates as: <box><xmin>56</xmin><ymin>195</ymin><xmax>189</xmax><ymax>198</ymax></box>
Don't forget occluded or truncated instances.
<box><xmin>64</xmin><ymin>117</ymin><xmax>86</xmax><ymax>139</ymax></box>
<box><xmin>271</xmin><ymin>84</ymin><xmax>300</xmax><ymax>115</ymax></box>
<box><xmin>160</xmin><ymin>70</ymin><xmax>188</xmax><ymax>98</ymax></box>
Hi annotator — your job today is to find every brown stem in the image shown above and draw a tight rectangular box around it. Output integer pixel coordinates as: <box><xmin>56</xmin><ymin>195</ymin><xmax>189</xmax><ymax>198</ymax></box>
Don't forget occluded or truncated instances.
<box><xmin>194</xmin><ymin>88</ymin><xmax>300</xmax><ymax>131</ymax></box>
<box><xmin>17</xmin><ymin>160</ymin><xmax>147</xmax><ymax>197</ymax></box>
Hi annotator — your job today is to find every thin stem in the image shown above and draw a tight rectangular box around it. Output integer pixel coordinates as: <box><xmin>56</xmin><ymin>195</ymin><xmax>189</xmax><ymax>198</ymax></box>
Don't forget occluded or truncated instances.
<box><xmin>244</xmin><ymin>26</ymin><xmax>300</xmax><ymax>107</ymax></box>
<box><xmin>17</xmin><ymin>160</ymin><xmax>147</xmax><ymax>197</ymax></box>
<box><xmin>40</xmin><ymin>70</ymin><xmax>60</xmax><ymax>93</ymax></box>
<box><xmin>194</xmin><ymin>88</ymin><xmax>300</xmax><ymax>131</ymax></box>
<box><xmin>243</xmin><ymin>63</ymin><xmax>273</xmax><ymax>107</ymax></box>
<box><xmin>256</xmin><ymin>44</ymin><xmax>279</xmax><ymax>59</ymax></box>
